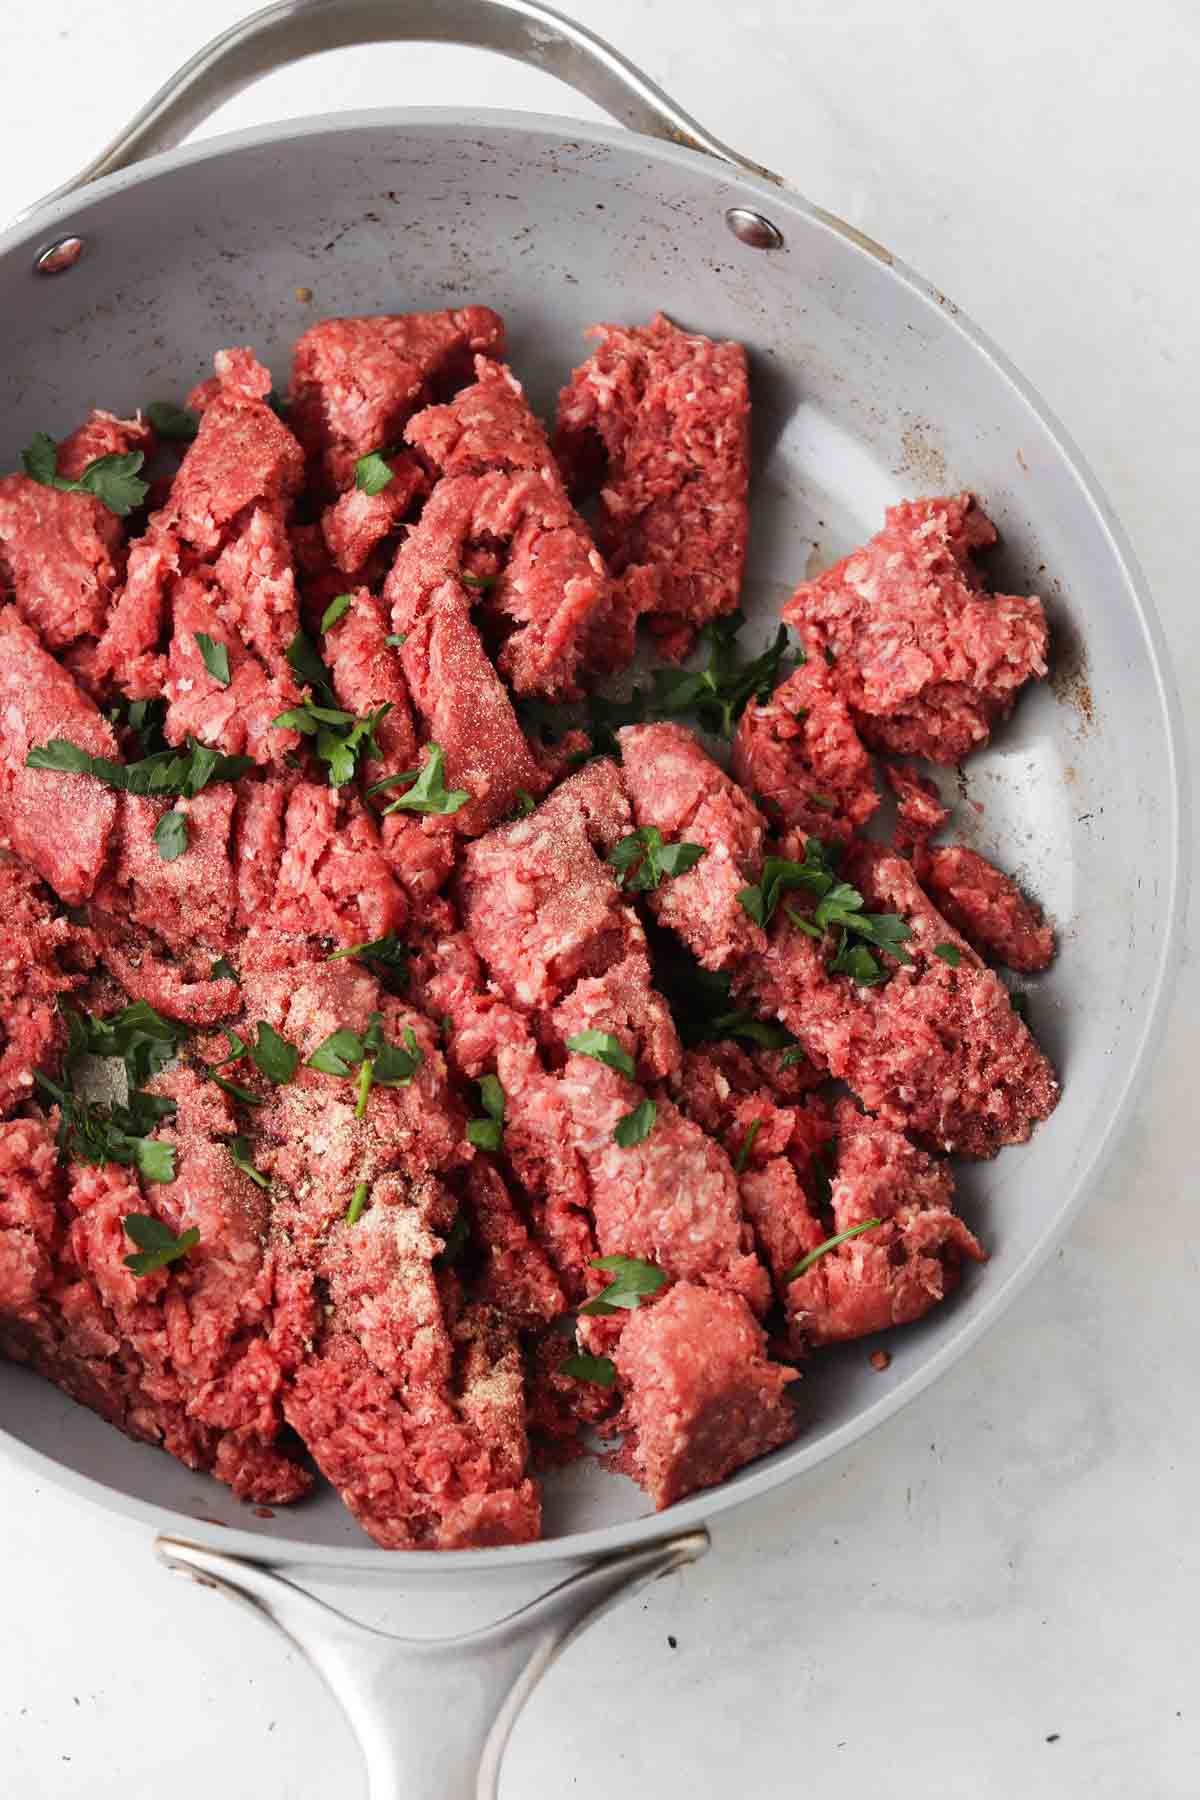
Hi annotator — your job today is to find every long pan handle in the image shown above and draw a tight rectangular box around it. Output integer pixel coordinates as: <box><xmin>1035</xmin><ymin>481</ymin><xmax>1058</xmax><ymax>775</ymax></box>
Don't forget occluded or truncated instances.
<box><xmin>158</xmin><ymin>1529</ymin><xmax>708</xmax><ymax>1800</ymax></box>
<box><xmin>24</xmin><ymin>0</ymin><xmax>780</xmax><ymax>220</ymax></box>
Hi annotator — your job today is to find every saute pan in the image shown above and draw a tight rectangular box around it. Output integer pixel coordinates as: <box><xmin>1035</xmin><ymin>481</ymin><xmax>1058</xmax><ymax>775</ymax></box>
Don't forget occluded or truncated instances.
<box><xmin>0</xmin><ymin>3</ymin><xmax>1187</xmax><ymax>1794</ymax></box>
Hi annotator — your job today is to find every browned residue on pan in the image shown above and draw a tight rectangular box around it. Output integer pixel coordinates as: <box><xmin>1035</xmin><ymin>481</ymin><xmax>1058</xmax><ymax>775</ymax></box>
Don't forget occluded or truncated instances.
<box><xmin>897</xmin><ymin>421</ymin><xmax>948</xmax><ymax>488</ymax></box>
<box><xmin>1049</xmin><ymin>618</ymin><xmax>1096</xmax><ymax>729</ymax></box>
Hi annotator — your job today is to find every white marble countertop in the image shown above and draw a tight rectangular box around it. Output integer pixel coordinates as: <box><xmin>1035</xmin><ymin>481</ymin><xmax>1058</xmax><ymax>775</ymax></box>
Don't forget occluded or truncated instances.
<box><xmin>1</xmin><ymin>2</ymin><xmax>1196</xmax><ymax>1795</ymax></box>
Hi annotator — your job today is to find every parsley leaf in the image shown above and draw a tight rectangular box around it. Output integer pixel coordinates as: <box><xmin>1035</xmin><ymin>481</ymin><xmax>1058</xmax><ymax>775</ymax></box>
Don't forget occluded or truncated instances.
<box><xmin>194</xmin><ymin>632</ymin><xmax>231</xmax><ymax>687</ymax></box>
<box><xmin>21</xmin><ymin>433</ymin><xmax>150</xmax><ymax>517</ymax></box>
<box><xmin>580</xmin><ymin>1254</ymin><xmax>668</xmax><ymax>1316</ymax></box>
<box><xmin>467</xmin><ymin>1073</ymin><xmax>506</xmax><ymax>1152</ymax></box>
<box><xmin>380</xmin><ymin>744</ymin><xmax>469</xmax><ymax>816</ymax></box>
<box><xmin>933</xmin><ymin>943</ymin><xmax>962</xmax><ymax>967</ymax></box>
<box><xmin>274</xmin><ymin>698</ymin><xmax>392</xmax><ymax>789</ymax></box>
<box><xmin>827</xmin><ymin>939</ymin><xmax>888</xmax><ymax>985</ymax></box>
<box><xmin>228</xmin><ymin>1136</ymin><xmax>269</xmax><ymax>1188</ymax></box>
<box><xmin>778</xmin><ymin>1045</ymin><xmax>809</xmax><ymax>1070</ymax></box>
<box><xmin>110</xmin><ymin>696</ymin><xmax>168</xmax><ymax>757</ymax></box>
<box><xmin>321</xmin><ymin>593</ymin><xmax>353</xmax><ymax>632</ymax></box>
<box><xmin>147</xmin><ymin>400</ymin><xmax>199</xmax><ymax>442</ymax></box>
<box><xmin>306</xmin><ymin>1028</ymin><xmax>365</xmax><ymax>1078</ymax></box>
<box><xmin>210</xmin><ymin>957</ymin><xmax>238</xmax><ymax>982</ymax></box>
<box><xmin>784</xmin><ymin>1217</ymin><xmax>884</xmax><ymax>1283</ymax></box>
<box><xmin>26</xmin><ymin>735</ymin><xmax>252</xmax><ymax>799</ymax></box>
<box><xmin>122</xmin><ymin>1213</ymin><xmax>199</xmax><ymax>1277</ymax></box>
<box><xmin>513</xmin><ymin>789</ymin><xmax>536</xmax><ymax>817</ymax></box>
<box><xmin>733</xmin><ymin>1119</ymin><xmax>762</xmax><ymax>1173</ymax></box>
<box><xmin>285</xmin><ymin>629</ymin><xmax>337</xmax><ymax>705</ymax></box>
<box><xmin>327</xmin><ymin>933</ymin><xmax>410</xmax><ymax>972</ymax></box>
<box><xmin>439</xmin><ymin>1212</ymin><xmax>470</xmax><ymax>1265</ymax></box>
<box><xmin>306</xmin><ymin>1013</ymin><xmax>423</xmax><ymax>1116</ymax></box>
<box><xmin>559</xmin><ymin>1352</ymin><xmax>617</xmax><ymax>1388</ymax></box>
<box><xmin>355</xmin><ymin>449</ymin><xmax>395</xmax><ymax>495</ymax></box>
<box><xmin>613</xmin><ymin>1098</ymin><xmax>657</xmax><ymax>1147</ymax></box>
<box><xmin>64</xmin><ymin>998</ymin><xmax>183</xmax><ymax>1090</ymax></box>
<box><xmin>385</xmin><ymin>633</ymin><xmax>407</xmax><ymax>647</ymax></box>
<box><xmin>249</xmin><ymin>1021</ymin><xmax>298</xmax><ymax>1085</ymax></box>
<box><xmin>565</xmin><ymin>1030</ymin><xmax>636</xmax><ymax>1079</ymax></box>
<box><xmin>345</xmin><ymin>1181</ymin><xmax>369</xmax><ymax>1226</ymax></box>
<box><xmin>585</xmin><ymin>688</ymin><xmax>646</xmax><ymax>757</ymax></box>
<box><xmin>606</xmin><ymin>826</ymin><xmax>706</xmax><ymax>892</ymax></box>
<box><xmin>708</xmin><ymin>1010</ymin><xmax>795</xmax><ymax>1052</ymax></box>
<box><xmin>738</xmin><ymin>839</ymin><xmax>913</xmax><ymax>983</ymax></box>
<box><xmin>460</xmin><ymin>570</ymin><xmax>495</xmax><ymax>591</ymax></box>
<box><xmin>153</xmin><ymin>809</ymin><xmax>189</xmax><ymax>863</ymax></box>
<box><xmin>651</xmin><ymin>614</ymin><xmax>796</xmax><ymax>739</ymax></box>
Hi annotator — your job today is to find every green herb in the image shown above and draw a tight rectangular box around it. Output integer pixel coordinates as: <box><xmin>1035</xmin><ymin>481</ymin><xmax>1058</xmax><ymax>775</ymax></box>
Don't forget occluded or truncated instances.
<box><xmin>827</xmin><ymin>939</ymin><xmax>888</xmax><ymax>986</ymax></box>
<box><xmin>385</xmin><ymin>633</ymin><xmax>407</xmax><ymax>647</ymax></box>
<box><xmin>933</xmin><ymin>943</ymin><xmax>962</xmax><ymax>967</ymax></box>
<box><xmin>210</xmin><ymin>957</ymin><xmax>238</xmax><ymax>982</ymax></box>
<box><xmin>606</xmin><ymin>826</ymin><xmax>706</xmax><ymax>892</ymax></box>
<box><xmin>153</xmin><ymin>808</ymin><xmax>189</xmax><ymax>863</ymax></box>
<box><xmin>559</xmin><ymin>1352</ymin><xmax>617</xmax><ymax>1388</ymax></box>
<box><xmin>1010</xmin><ymin>991</ymin><xmax>1029</xmax><ymax>1021</ymax></box>
<box><xmin>63</xmin><ymin>998</ymin><xmax>183</xmax><ymax>1090</ymax></box>
<box><xmin>824</xmin><ymin>646</ymin><xmax>836</xmax><ymax>667</ymax></box>
<box><xmin>194</xmin><ymin>632</ymin><xmax>231</xmax><ymax>687</ymax></box>
<box><xmin>345</xmin><ymin>1181</ymin><xmax>369</xmax><ymax>1226</ymax></box>
<box><xmin>439</xmin><ymin>1212</ymin><xmax>470</xmax><ymax>1265</ymax></box>
<box><xmin>321</xmin><ymin>593</ymin><xmax>353</xmax><ymax>632</ymax></box>
<box><xmin>708</xmin><ymin>1010</ymin><xmax>795</xmax><ymax>1052</ymax></box>
<box><xmin>122</xmin><ymin>1213</ymin><xmax>199</xmax><ymax>1277</ymax></box>
<box><xmin>26</xmin><ymin>735</ymin><xmax>252</xmax><ymax>799</ymax></box>
<box><xmin>110</xmin><ymin>697</ymin><xmax>168</xmax><ymax>757</ymax></box>
<box><xmin>809</xmin><ymin>792</ymin><xmax>836</xmax><ymax>812</ymax></box>
<box><xmin>738</xmin><ymin>839</ymin><xmax>913</xmax><ymax>980</ymax></box>
<box><xmin>584</xmin><ymin>688</ymin><xmax>646</xmax><ymax>757</ymax></box>
<box><xmin>354</xmin><ymin>449</ymin><xmax>395</xmax><ymax>495</ymax></box>
<box><xmin>650</xmin><ymin>613</ymin><xmax>796</xmax><ymax>739</ymax></box>
<box><xmin>306</xmin><ymin>1012</ymin><xmax>423</xmax><ymax>1117</ymax></box>
<box><xmin>784</xmin><ymin>1217</ymin><xmax>883</xmax><ymax>1283</ymax></box>
<box><xmin>265</xmin><ymin>390</ymin><xmax>288</xmax><ymax>417</ymax></box>
<box><xmin>564</xmin><ymin>1030</ymin><xmax>636</xmax><ymax>1079</ymax></box>
<box><xmin>733</xmin><ymin>1119</ymin><xmax>762</xmax><ymax>1174</ymax></box>
<box><xmin>460</xmin><ymin>570</ymin><xmax>495</xmax><ymax>591</ymax></box>
<box><xmin>466</xmin><ymin>1073</ymin><xmax>506</xmax><ymax>1152</ymax></box>
<box><xmin>365</xmin><ymin>766</ymin><xmax>419</xmax><ymax>798</ymax></box>
<box><xmin>380</xmin><ymin>744</ymin><xmax>469</xmax><ymax>816</ymax></box>
<box><xmin>513</xmin><ymin>789</ymin><xmax>536</xmax><ymax>816</ymax></box>
<box><xmin>285</xmin><ymin>629</ymin><xmax>337</xmax><ymax>706</ymax></box>
<box><xmin>783</xmin><ymin>906</ymin><xmax>824</xmax><ymax>940</ymax></box>
<box><xmin>228</xmin><ymin>1136</ymin><xmax>268</xmax><ymax>1188</ymax></box>
<box><xmin>147</xmin><ymin>400</ymin><xmax>199</xmax><ymax>442</ymax></box>
<box><xmin>35</xmin><ymin>1069</ymin><xmax>177</xmax><ymax>1183</ymax></box>
<box><xmin>250</xmin><ymin>1021</ymin><xmax>299</xmax><ymax>1085</ymax></box>
<box><xmin>204</xmin><ymin>1030</ymin><xmax>261</xmax><ymax>1106</ymax></box>
<box><xmin>778</xmin><ymin>1045</ymin><xmax>808</xmax><ymax>1070</ymax></box>
<box><xmin>613</xmin><ymin>1099</ymin><xmax>657</xmax><ymax>1148</ymax></box>
<box><xmin>273</xmin><ymin>696</ymin><xmax>392</xmax><ymax>789</ymax></box>
<box><xmin>21</xmin><ymin>433</ymin><xmax>149</xmax><ymax>517</ymax></box>
<box><xmin>580</xmin><ymin>1254</ymin><xmax>668</xmax><ymax>1316</ymax></box>
<box><xmin>327</xmin><ymin>933</ymin><xmax>410</xmax><ymax>972</ymax></box>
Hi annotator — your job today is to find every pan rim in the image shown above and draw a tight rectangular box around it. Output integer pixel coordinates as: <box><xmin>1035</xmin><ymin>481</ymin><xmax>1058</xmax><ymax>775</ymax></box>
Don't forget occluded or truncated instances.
<box><xmin>0</xmin><ymin>105</ymin><xmax>1188</xmax><ymax>1573</ymax></box>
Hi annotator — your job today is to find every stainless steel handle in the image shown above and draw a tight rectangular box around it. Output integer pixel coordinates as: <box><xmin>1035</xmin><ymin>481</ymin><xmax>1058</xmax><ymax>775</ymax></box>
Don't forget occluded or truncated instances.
<box><xmin>159</xmin><ymin>1529</ymin><xmax>709</xmax><ymax>1800</ymax></box>
<box><xmin>27</xmin><ymin>0</ymin><xmax>780</xmax><ymax>219</ymax></box>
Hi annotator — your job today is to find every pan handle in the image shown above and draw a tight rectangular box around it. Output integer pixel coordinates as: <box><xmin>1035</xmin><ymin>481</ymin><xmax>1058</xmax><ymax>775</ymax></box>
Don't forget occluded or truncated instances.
<box><xmin>25</xmin><ymin>0</ymin><xmax>780</xmax><ymax>220</ymax></box>
<box><xmin>157</xmin><ymin>1528</ymin><xmax>708</xmax><ymax>1799</ymax></box>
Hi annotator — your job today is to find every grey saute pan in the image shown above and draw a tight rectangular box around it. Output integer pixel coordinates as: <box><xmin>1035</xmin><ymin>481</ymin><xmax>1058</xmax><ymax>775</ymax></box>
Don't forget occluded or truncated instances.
<box><xmin>0</xmin><ymin>3</ymin><xmax>1187</xmax><ymax>1794</ymax></box>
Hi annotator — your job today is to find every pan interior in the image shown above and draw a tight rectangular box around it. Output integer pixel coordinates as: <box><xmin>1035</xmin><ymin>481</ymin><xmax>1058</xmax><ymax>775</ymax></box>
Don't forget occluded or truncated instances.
<box><xmin>0</xmin><ymin>113</ymin><xmax>1177</xmax><ymax>1561</ymax></box>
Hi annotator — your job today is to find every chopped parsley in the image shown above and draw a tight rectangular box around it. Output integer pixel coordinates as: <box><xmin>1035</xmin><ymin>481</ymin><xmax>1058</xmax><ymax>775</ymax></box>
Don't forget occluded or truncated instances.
<box><xmin>559</xmin><ymin>1352</ymin><xmax>617</xmax><ymax>1388</ymax></box>
<box><xmin>738</xmin><ymin>838</ymin><xmax>913</xmax><ymax>985</ymax></box>
<box><xmin>613</xmin><ymin>1099</ymin><xmax>657</xmax><ymax>1148</ymax></box>
<box><xmin>153</xmin><ymin>809</ymin><xmax>189</xmax><ymax>863</ymax></box>
<box><xmin>460</xmin><ymin>569</ymin><xmax>495</xmax><ymax>592</ymax></box>
<box><xmin>21</xmin><ymin>432</ymin><xmax>149</xmax><ymax>517</ymax></box>
<box><xmin>227</xmin><ymin>1136</ymin><xmax>268</xmax><ymax>1189</ymax></box>
<box><xmin>194</xmin><ymin>632</ymin><xmax>231</xmax><ymax>687</ymax></box>
<box><xmin>385</xmin><ymin>633</ymin><xmax>407</xmax><ymax>647</ymax></box>
<box><xmin>564</xmin><ymin>1030</ymin><xmax>636</xmax><ymax>1079</ymax></box>
<box><xmin>606</xmin><ymin>826</ymin><xmax>706</xmax><ymax>892</ymax></box>
<box><xmin>327</xmin><ymin>933</ymin><xmax>410</xmax><ymax>972</ymax></box>
<box><xmin>34</xmin><ymin>1069</ymin><xmax>176</xmax><ymax>1184</ymax></box>
<box><xmin>354</xmin><ymin>449</ymin><xmax>396</xmax><ymax>495</ymax></box>
<box><xmin>204</xmin><ymin>1029</ymin><xmax>261</xmax><ymax>1107</ymax></box>
<box><xmin>784</xmin><ymin>1217</ymin><xmax>883</xmax><ymax>1283</ymax></box>
<box><xmin>466</xmin><ymin>1074</ymin><xmax>506</xmax><ymax>1152</ymax></box>
<box><xmin>320</xmin><ymin>592</ymin><xmax>354</xmax><ymax>632</ymax></box>
<box><xmin>306</xmin><ymin>1012</ymin><xmax>423</xmax><ymax>1117</ymax></box>
<box><xmin>438</xmin><ymin>1212</ymin><xmax>471</xmax><ymax>1265</ymax></box>
<box><xmin>110</xmin><ymin>696</ymin><xmax>168</xmax><ymax>757</ymax></box>
<box><xmin>249</xmin><ymin>1021</ymin><xmax>299</xmax><ymax>1085</ymax></box>
<box><xmin>210</xmin><ymin>957</ymin><xmax>238</xmax><ymax>982</ymax></box>
<box><xmin>513</xmin><ymin>789</ymin><xmax>536</xmax><ymax>817</ymax></box>
<box><xmin>273</xmin><ymin>696</ymin><xmax>392</xmax><ymax>789</ymax></box>
<box><xmin>733</xmin><ymin>1119</ymin><xmax>762</xmax><ymax>1173</ymax></box>
<box><xmin>63</xmin><ymin>998</ymin><xmax>183</xmax><ymax>1089</ymax></box>
<box><xmin>26</xmin><ymin>735</ymin><xmax>253</xmax><ymax>799</ymax></box>
<box><xmin>122</xmin><ymin>1213</ymin><xmax>199</xmax><ymax>1277</ymax></box>
<box><xmin>580</xmin><ymin>1254</ymin><xmax>668</xmax><ymax>1316</ymax></box>
<box><xmin>650</xmin><ymin>613</ymin><xmax>796</xmax><ymax>739</ymax></box>
<box><xmin>146</xmin><ymin>400</ymin><xmax>199</xmax><ymax>442</ymax></box>
<box><xmin>345</xmin><ymin>1181</ymin><xmax>369</xmax><ymax>1226</ymax></box>
<box><xmin>933</xmin><ymin>943</ymin><xmax>962</xmax><ymax>967</ymax></box>
<box><xmin>285</xmin><ymin>628</ymin><xmax>336</xmax><ymax>704</ymax></box>
<box><xmin>377</xmin><ymin>744</ymin><xmax>469</xmax><ymax>816</ymax></box>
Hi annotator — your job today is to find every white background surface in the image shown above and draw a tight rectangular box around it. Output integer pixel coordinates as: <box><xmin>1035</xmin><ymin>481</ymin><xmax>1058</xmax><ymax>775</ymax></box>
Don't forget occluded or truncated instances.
<box><xmin>1</xmin><ymin>2</ymin><xmax>1197</xmax><ymax>1796</ymax></box>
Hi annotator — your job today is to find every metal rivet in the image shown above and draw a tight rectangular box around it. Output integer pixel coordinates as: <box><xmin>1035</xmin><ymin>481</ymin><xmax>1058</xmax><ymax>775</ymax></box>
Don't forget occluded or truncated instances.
<box><xmin>34</xmin><ymin>235</ymin><xmax>85</xmax><ymax>276</ymax></box>
<box><xmin>724</xmin><ymin>208</ymin><xmax>784</xmax><ymax>251</ymax></box>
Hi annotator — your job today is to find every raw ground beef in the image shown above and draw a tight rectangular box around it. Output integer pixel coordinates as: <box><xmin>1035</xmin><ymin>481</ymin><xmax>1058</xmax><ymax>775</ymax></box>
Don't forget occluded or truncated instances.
<box><xmin>784</xmin><ymin>494</ymin><xmax>1048</xmax><ymax>762</ymax></box>
<box><xmin>0</xmin><ymin>310</ymin><xmax>1063</xmax><ymax>1544</ymax></box>
<box><xmin>914</xmin><ymin>842</ymin><xmax>1055</xmax><ymax>972</ymax></box>
<box><xmin>555</xmin><ymin>313</ymin><xmax>750</xmax><ymax>661</ymax></box>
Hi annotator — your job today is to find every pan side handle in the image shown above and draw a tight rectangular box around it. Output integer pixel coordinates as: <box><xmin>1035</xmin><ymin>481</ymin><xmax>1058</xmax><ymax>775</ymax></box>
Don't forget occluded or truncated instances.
<box><xmin>23</xmin><ymin>0</ymin><xmax>780</xmax><ymax>220</ymax></box>
<box><xmin>157</xmin><ymin>1528</ymin><xmax>708</xmax><ymax>1800</ymax></box>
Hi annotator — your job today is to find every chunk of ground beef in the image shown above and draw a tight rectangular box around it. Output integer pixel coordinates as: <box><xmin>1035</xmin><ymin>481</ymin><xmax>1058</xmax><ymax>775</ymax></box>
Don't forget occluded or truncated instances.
<box><xmin>555</xmin><ymin>313</ymin><xmax>750</xmax><ymax>661</ymax></box>
<box><xmin>732</xmin><ymin>650</ymin><xmax>879</xmax><ymax>843</ymax></box>
<box><xmin>0</xmin><ymin>858</ymin><xmax>88</xmax><ymax>1118</ymax></box>
<box><xmin>914</xmin><ymin>842</ymin><xmax>1054</xmax><ymax>972</ymax></box>
<box><xmin>0</xmin><ymin>471</ymin><xmax>124</xmax><ymax>655</ymax></box>
<box><xmin>783</xmin><ymin>494</ymin><xmax>1048</xmax><ymax>762</ymax></box>
<box><xmin>885</xmin><ymin>761</ymin><xmax>949</xmax><ymax>849</ymax></box>
<box><xmin>613</xmin><ymin>1283</ymin><xmax>797</xmax><ymax>1508</ymax></box>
